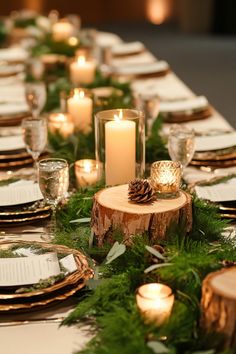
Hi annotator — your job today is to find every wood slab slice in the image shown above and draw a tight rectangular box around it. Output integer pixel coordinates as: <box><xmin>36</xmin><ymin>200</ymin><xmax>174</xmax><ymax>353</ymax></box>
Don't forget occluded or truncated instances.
<box><xmin>201</xmin><ymin>267</ymin><xmax>236</xmax><ymax>349</ymax></box>
<box><xmin>91</xmin><ymin>185</ymin><xmax>192</xmax><ymax>246</ymax></box>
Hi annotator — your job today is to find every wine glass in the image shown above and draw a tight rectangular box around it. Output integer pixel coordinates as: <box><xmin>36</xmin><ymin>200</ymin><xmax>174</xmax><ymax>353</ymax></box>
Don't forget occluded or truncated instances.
<box><xmin>25</xmin><ymin>82</ymin><xmax>47</xmax><ymax>118</ymax></box>
<box><xmin>38</xmin><ymin>158</ymin><xmax>69</xmax><ymax>241</ymax></box>
<box><xmin>168</xmin><ymin>125</ymin><xmax>195</xmax><ymax>171</ymax></box>
<box><xmin>21</xmin><ymin>117</ymin><xmax>48</xmax><ymax>179</ymax></box>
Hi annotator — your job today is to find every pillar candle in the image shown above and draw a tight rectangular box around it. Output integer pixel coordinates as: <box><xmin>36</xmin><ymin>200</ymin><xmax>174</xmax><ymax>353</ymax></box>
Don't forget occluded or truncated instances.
<box><xmin>105</xmin><ymin>112</ymin><xmax>135</xmax><ymax>185</ymax></box>
<box><xmin>52</xmin><ymin>22</ymin><xmax>74</xmax><ymax>42</ymax></box>
<box><xmin>70</xmin><ymin>56</ymin><xmax>96</xmax><ymax>85</ymax></box>
<box><xmin>67</xmin><ymin>89</ymin><xmax>93</xmax><ymax>133</ymax></box>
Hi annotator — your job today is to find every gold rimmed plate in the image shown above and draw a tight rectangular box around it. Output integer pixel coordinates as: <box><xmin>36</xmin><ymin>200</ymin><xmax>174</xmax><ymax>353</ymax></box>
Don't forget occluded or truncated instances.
<box><xmin>0</xmin><ymin>277</ymin><xmax>92</xmax><ymax>312</ymax></box>
<box><xmin>0</xmin><ymin>241</ymin><xmax>94</xmax><ymax>313</ymax></box>
<box><xmin>163</xmin><ymin>107</ymin><xmax>212</xmax><ymax>123</ymax></box>
<box><xmin>0</xmin><ymin>157</ymin><xmax>33</xmax><ymax>168</ymax></box>
<box><xmin>0</xmin><ymin>151</ymin><xmax>30</xmax><ymax>161</ymax></box>
<box><xmin>0</xmin><ymin>205</ymin><xmax>51</xmax><ymax>217</ymax></box>
<box><xmin>194</xmin><ymin>146</ymin><xmax>236</xmax><ymax>162</ymax></box>
<box><xmin>0</xmin><ymin>212</ymin><xmax>51</xmax><ymax>226</ymax></box>
<box><xmin>190</xmin><ymin>158</ymin><xmax>236</xmax><ymax>168</ymax></box>
<box><xmin>0</xmin><ymin>112</ymin><xmax>29</xmax><ymax>127</ymax></box>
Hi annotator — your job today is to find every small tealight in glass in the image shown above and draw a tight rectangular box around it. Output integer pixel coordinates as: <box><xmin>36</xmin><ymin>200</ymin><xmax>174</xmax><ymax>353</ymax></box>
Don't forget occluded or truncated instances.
<box><xmin>150</xmin><ymin>160</ymin><xmax>182</xmax><ymax>198</ymax></box>
<box><xmin>136</xmin><ymin>283</ymin><xmax>174</xmax><ymax>326</ymax></box>
<box><xmin>48</xmin><ymin>113</ymin><xmax>74</xmax><ymax>138</ymax></box>
<box><xmin>75</xmin><ymin>159</ymin><xmax>101</xmax><ymax>187</ymax></box>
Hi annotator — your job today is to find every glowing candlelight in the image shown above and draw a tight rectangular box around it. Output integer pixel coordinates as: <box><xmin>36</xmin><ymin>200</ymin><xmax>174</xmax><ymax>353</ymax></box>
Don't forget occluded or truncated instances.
<box><xmin>75</xmin><ymin>159</ymin><xmax>101</xmax><ymax>187</ymax></box>
<box><xmin>48</xmin><ymin>113</ymin><xmax>74</xmax><ymax>138</ymax></box>
<box><xmin>67</xmin><ymin>88</ymin><xmax>93</xmax><ymax>133</ymax></box>
<box><xmin>70</xmin><ymin>55</ymin><xmax>96</xmax><ymax>85</ymax></box>
<box><xmin>105</xmin><ymin>109</ymin><xmax>136</xmax><ymax>186</ymax></box>
<box><xmin>150</xmin><ymin>161</ymin><xmax>182</xmax><ymax>198</ymax></box>
<box><xmin>136</xmin><ymin>283</ymin><xmax>174</xmax><ymax>326</ymax></box>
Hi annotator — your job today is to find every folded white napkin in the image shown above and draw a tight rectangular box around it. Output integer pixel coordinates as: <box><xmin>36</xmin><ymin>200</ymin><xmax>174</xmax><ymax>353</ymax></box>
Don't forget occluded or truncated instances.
<box><xmin>195</xmin><ymin>131</ymin><xmax>236</xmax><ymax>151</ymax></box>
<box><xmin>112</xmin><ymin>52</ymin><xmax>156</xmax><ymax>67</ymax></box>
<box><xmin>0</xmin><ymin>85</ymin><xmax>26</xmax><ymax>103</ymax></box>
<box><xmin>0</xmin><ymin>102</ymin><xmax>28</xmax><ymax>116</ymax></box>
<box><xmin>160</xmin><ymin>96</ymin><xmax>208</xmax><ymax>113</ymax></box>
<box><xmin>0</xmin><ymin>135</ymin><xmax>25</xmax><ymax>151</ymax></box>
<box><xmin>0</xmin><ymin>181</ymin><xmax>43</xmax><ymax>206</ymax></box>
<box><xmin>95</xmin><ymin>31</ymin><xmax>122</xmax><ymax>47</ymax></box>
<box><xmin>0</xmin><ymin>47</ymin><xmax>28</xmax><ymax>62</ymax></box>
<box><xmin>195</xmin><ymin>178</ymin><xmax>236</xmax><ymax>202</ymax></box>
<box><xmin>0</xmin><ymin>64</ymin><xmax>24</xmax><ymax>76</ymax></box>
<box><xmin>115</xmin><ymin>61</ymin><xmax>169</xmax><ymax>75</ymax></box>
<box><xmin>112</xmin><ymin>41</ymin><xmax>145</xmax><ymax>56</ymax></box>
<box><xmin>131</xmin><ymin>74</ymin><xmax>193</xmax><ymax>101</ymax></box>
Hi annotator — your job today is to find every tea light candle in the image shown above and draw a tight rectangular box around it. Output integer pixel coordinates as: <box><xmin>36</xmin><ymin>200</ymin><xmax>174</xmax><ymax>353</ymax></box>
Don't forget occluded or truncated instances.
<box><xmin>150</xmin><ymin>161</ymin><xmax>182</xmax><ymax>198</ymax></box>
<box><xmin>70</xmin><ymin>56</ymin><xmax>96</xmax><ymax>85</ymax></box>
<box><xmin>136</xmin><ymin>283</ymin><xmax>174</xmax><ymax>326</ymax></box>
<box><xmin>67</xmin><ymin>89</ymin><xmax>93</xmax><ymax>133</ymax></box>
<box><xmin>48</xmin><ymin>113</ymin><xmax>74</xmax><ymax>138</ymax></box>
<box><xmin>52</xmin><ymin>22</ymin><xmax>74</xmax><ymax>42</ymax></box>
<box><xmin>105</xmin><ymin>110</ymin><xmax>135</xmax><ymax>186</ymax></box>
<box><xmin>75</xmin><ymin>159</ymin><xmax>101</xmax><ymax>187</ymax></box>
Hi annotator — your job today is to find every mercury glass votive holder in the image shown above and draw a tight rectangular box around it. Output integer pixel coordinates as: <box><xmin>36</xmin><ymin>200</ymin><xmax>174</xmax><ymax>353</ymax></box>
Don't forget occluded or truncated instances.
<box><xmin>75</xmin><ymin>159</ymin><xmax>102</xmax><ymax>187</ymax></box>
<box><xmin>150</xmin><ymin>160</ymin><xmax>182</xmax><ymax>198</ymax></box>
<box><xmin>136</xmin><ymin>283</ymin><xmax>174</xmax><ymax>326</ymax></box>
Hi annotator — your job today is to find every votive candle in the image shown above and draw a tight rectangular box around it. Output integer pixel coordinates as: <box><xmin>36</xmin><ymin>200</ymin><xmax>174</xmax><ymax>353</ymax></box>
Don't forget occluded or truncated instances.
<box><xmin>52</xmin><ymin>22</ymin><xmax>74</xmax><ymax>42</ymax></box>
<box><xmin>75</xmin><ymin>159</ymin><xmax>101</xmax><ymax>187</ymax></box>
<box><xmin>48</xmin><ymin>113</ymin><xmax>74</xmax><ymax>138</ymax></box>
<box><xmin>136</xmin><ymin>283</ymin><xmax>174</xmax><ymax>326</ymax></box>
<box><xmin>150</xmin><ymin>160</ymin><xmax>182</xmax><ymax>198</ymax></box>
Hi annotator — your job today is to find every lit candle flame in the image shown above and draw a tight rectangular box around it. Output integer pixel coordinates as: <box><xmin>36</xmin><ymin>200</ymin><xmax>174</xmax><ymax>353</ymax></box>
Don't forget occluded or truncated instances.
<box><xmin>74</xmin><ymin>89</ymin><xmax>85</xmax><ymax>99</ymax></box>
<box><xmin>114</xmin><ymin>109</ymin><xmax>123</xmax><ymax>122</ymax></box>
<box><xmin>57</xmin><ymin>113</ymin><xmax>67</xmax><ymax>122</ymax></box>
<box><xmin>84</xmin><ymin>161</ymin><xmax>92</xmax><ymax>173</ymax></box>
<box><xmin>77</xmin><ymin>55</ymin><xmax>86</xmax><ymax>65</ymax></box>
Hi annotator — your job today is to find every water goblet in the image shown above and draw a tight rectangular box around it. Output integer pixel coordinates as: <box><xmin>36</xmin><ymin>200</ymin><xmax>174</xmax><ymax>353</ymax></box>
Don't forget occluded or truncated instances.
<box><xmin>38</xmin><ymin>158</ymin><xmax>69</xmax><ymax>241</ymax></box>
<box><xmin>168</xmin><ymin>125</ymin><xmax>195</xmax><ymax>171</ymax></box>
<box><xmin>21</xmin><ymin>117</ymin><xmax>47</xmax><ymax>179</ymax></box>
<box><xmin>25</xmin><ymin>82</ymin><xmax>47</xmax><ymax>118</ymax></box>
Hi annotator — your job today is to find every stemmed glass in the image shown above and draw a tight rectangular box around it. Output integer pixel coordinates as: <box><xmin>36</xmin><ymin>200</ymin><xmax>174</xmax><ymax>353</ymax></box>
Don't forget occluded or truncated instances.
<box><xmin>21</xmin><ymin>117</ymin><xmax>48</xmax><ymax>179</ymax></box>
<box><xmin>168</xmin><ymin>125</ymin><xmax>195</xmax><ymax>171</ymax></box>
<box><xmin>25</xmin><ymin>82</ymin><xmax>47</xmax><ymax>118</ymax></box>
<box><xmin>38</xmin><ymin>158</ymin><xmax>69</xmax><ymax>241</ymax></box>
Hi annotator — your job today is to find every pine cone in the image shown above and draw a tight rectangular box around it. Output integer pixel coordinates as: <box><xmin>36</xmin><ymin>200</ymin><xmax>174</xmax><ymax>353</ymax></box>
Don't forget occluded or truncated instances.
<box><xmin>128</xmin><ymin>179</ymin><xmax>155</xmax><ymax>204</ymax></box>
<box><xmin>220</xmin><ymin>260</ymin><xmax>236</xmax><ymax>267</ymax></box>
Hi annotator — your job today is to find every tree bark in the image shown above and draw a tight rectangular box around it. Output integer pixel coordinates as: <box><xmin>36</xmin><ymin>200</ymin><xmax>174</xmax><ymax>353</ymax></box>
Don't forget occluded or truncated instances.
<box><xmin>201</xmin><ymin>267</ymin><xmax>236</xmax><ymax>350</ymax></box>
<box><xmin>91</xmin><ymin>185</ymin><xmax>192</xmax><ymax>246</ymax></box>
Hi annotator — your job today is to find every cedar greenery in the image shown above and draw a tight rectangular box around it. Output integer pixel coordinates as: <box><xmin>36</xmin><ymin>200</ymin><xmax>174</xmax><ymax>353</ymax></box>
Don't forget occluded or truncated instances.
<box><xmin>22</xmin><ymin>31</ymin><xmax>235</xmax><ymax>353</ymax></box>
<box><xmin>52</xmin><ymin>183</ymin><xmax>234</xmax><ymax>354</ymax></box>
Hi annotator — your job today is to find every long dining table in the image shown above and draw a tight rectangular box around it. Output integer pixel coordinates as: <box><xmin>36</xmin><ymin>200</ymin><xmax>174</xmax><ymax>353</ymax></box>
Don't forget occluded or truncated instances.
<box><xmin>0</xmin><ymin>25</ymin><xmax>235</xmax><ymax>354</ymax></box>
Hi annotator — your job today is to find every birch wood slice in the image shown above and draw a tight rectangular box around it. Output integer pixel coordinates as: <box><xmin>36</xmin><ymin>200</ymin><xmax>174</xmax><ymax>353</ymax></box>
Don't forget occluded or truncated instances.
<box><xmin>201</xmin><ymin>267</ymin><xmax>236</xmax><ymax>349</ymax></box>
<box><xmin>91</xmin><ymin>184</ymin><xmax>192</xmax><ymax>246</ymax></box>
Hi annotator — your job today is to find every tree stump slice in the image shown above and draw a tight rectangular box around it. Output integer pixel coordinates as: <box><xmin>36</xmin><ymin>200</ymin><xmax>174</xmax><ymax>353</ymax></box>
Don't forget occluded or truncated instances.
<box><xmin>201</xmin><ymin>267</ymin><xmax>236</xmax><ymax>349</ymax></box>
<box><xmin>91</xmin><ymin>184</ymin><xmax>192</xmax><ymax>246</ymax></box>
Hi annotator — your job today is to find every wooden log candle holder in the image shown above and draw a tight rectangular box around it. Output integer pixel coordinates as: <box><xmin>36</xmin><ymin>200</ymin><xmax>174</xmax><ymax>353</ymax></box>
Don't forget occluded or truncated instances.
<box><xmin>201</xmin><ymin>267</ymin><xmax>236</xmax><ymax>350</ymax></box>
<box><xmin>91</xmin><ymin>184</ymin><xmax>192</xmax><ymax>246</ymax></box>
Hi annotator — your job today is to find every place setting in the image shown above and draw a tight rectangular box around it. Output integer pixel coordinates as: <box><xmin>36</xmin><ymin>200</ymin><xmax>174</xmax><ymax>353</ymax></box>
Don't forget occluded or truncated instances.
<box><xmin>190</xmin><ymin>130</ymin><xmax>236</xmax><ymax>169</ymax></box>
<box><xmin>159</xmin><ymin>95</ymin><xmax>212</xmax><ymax>123</ymax></box>
<box><xmin>0</xmin><ymin>240</ymin><xmax>93</xmax><ymax>313</ymax></box>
